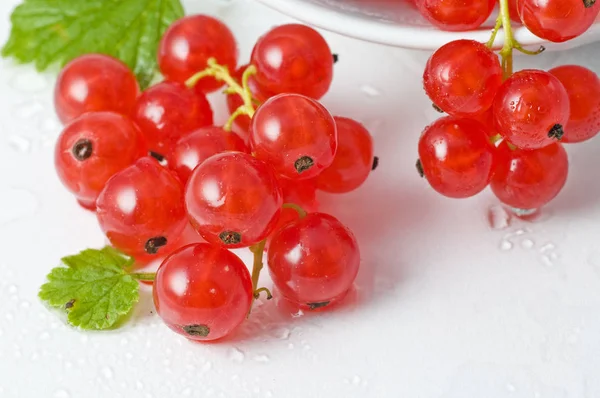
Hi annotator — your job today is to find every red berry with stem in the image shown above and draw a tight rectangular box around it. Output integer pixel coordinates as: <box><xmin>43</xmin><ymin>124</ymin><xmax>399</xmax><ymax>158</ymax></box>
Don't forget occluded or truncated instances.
<box><xmin>316</xmin><ymin>117</ymin><xmax>374</xmax><ymax>193</ymax></box>
<box><xmin>54</xmin><ymin>54</ymin><xmax>139</xmax><ymax>124</ymax></box>
<box><xmin>418</xmin><ymin>116</ymin><xmax>495</xmax><ymax>198</ymax></box>
<box><xmin>423</xmin><ymin>40</ymin><xmax>503</xmax><ymax>117</ymax></box>
<box><xmin>415</xmin><ymin>0</ymin><xmax>496</xmax><ymax>31</ymax></box>
<box><xmin>153</xmin><ymin>243</ymin><xmax>253</xmax><ymax>342</ymax></box>
<box><xmin>251</xmin><ymin>93</ymin><xmax>337</xmax><ymax>180</ymax></box>
<box><xmin>250</xmin><ymin>24</ymin><xmax>333</xmax><ymax>99</ymax></box>
<box><xmin>518</xmin><ymin>0</ymin><xmax>600</xmax><ymax>43</ymax></box>
<box><xmin>267</xmin><ymin>213</ymin><xmax>360</xmax><ymax>310</ymax></box>
<box><xmin>96</xmin><ymin>157</ymin><xmax>187</xmax><ymax>258</ymax></box>
<box><xmin>158</xmin><ymin>15</ymin><xmax>238</xmax><ymax>93</ymax></box>
<box><xmin>132</xmin><ymin>81</ymin><xmax>213</xmax><ymax>155</ymax></box>
<box><xmin>167</xmin><ymin>126</ymin><xmax>248</xmax><ymax>184</ymax></box>
<box><xmin>491</xmin><ymin>142</ymin><xmax>568</xmax><ymax>211</ymax></box>
<box><xmin>185</xmin><ymin>152</ymin><xmax>283</xmax><ymax>248</ymax></box>
<box><xmin>549</xmin><ymin>65</ymin><xmax>600</xmax><ymax>143</ymax></box>
<box><xmin>55</xmin><ymin>112</ymin><xmax>147</xmax><ymax>210</ymax></box>
<box><xmin>493</xmin><ymin>69</ymin><xmax>570</xmax><ymax>149</ymax></box>
<box><xmin>279</xmin><ymin>176</ymin><xmax>319</xmax><ymax>213</ymax></box>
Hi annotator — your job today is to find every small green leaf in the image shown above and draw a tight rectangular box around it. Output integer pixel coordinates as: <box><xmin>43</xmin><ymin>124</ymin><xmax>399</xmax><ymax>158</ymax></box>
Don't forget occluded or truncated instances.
<box><xmin>2</xmin><ymin>0</ymin><xmax>185</xmax><ymax>88</ymax></box>
<box><xmin>39</xmin><ymin>247</ymin><xmax>140</xmax><ymax>330</ymax></box>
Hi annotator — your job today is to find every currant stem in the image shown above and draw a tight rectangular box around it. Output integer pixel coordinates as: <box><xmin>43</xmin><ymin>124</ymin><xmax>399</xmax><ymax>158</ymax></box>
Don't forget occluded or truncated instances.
<box><xmin>185</xmin><ymin>58</ymin><xmax>258</xmax><ymax>131</ymax></box>
<box><xmin>130</xmin><ymin>272</ymin><xmax>156</xmax><ymax>281</ymax></box>
<box><xmin>254</xmin><ymin>287</ymin><xmax>273</xmax><ymax>300</ymax></box>
<box><xmin>282</xmin><ymin>203</ymin><xmax>308</xmax><ymax>218</ymax></box>
<box><xmin>486</xmin><ymin>14</ymin><xmax>503</xmax><ymax>48</ymax></box>
<box><xmin>498</xmin><ymin>0</ymin><xmax>515</xmax><ymax>79</ymax></box>
<box><xmin>249</xmin><ymin>239</ymin><xmax>267</xmax><ymax>292</ymax></box>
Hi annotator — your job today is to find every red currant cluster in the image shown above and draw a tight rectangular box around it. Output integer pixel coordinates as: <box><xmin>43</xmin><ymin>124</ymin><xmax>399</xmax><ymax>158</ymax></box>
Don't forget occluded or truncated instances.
<box><xmin>53</xmin><ymin>16</ymin><xmax>374</xmax><ymax>341</ymax></box>
<box><xmin>416</xmin><ymin>0</ymin><xmax>600</xmax><ymax>215</ymax></box>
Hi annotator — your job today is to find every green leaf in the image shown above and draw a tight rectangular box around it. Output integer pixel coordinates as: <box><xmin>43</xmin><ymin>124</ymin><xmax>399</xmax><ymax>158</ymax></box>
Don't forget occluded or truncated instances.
<box><xmin>39</xmin><ymin>247</ymin><xmax>140</xmax><ymax>330</ymax></box>
<box><xmin>2</xmin><ymin>0</ymin><xmax>185</xmax><ymax>88</ymax></box>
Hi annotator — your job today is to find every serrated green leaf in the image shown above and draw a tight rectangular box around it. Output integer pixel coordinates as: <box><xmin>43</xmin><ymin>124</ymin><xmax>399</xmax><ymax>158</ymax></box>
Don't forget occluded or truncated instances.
<box><xmin>39</xmin><ymin>247</ymin><xmax>140</xmax><ymax>330</ymax></box>
<box><xmin>2</xmin><ymin>0</ymin><xmax>185</xmax><ymax>88</ymax></box>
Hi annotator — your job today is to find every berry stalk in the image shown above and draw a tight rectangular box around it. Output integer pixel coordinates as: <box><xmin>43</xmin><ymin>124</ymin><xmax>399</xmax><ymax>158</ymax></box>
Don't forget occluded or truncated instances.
<box><xmin>185</xmin><ymin>58</ymin><xmax>257</xmax><ymax>131</ymax></box>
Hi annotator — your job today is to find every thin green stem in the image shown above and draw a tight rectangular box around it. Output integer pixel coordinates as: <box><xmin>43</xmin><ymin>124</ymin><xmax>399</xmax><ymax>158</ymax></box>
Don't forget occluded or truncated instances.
<box><xmin>130</xmin><ymin>272</ymin><xmax>156</xmax><ymax>281</ymax></box>
<box><xmin>486</xmin><ymin>14</ymin><xmax>503</xmax><ymax>48</ymax></box>
<box><xmin>224</xmin><ymin>106</ymin><xmax>247</xmax><ymax>132</ymax></box>
<box><xmin>498</xmin><ymin>0</ymin><xmax>515</xmax><ymax>79</ymax></box>
<box><xmin>249</xmin><ymin>239</ymin><xmax>267</xmax><ymax>292</ymax></box>
<box><xmin>253</xmin><ymin>287</ymin><xmax>273</xmax><ymax>300</ymax></box>
<box><xmin>282</xmin><ymin>203</ymin><xmax>308</xmax><ymax>218</ymax></box>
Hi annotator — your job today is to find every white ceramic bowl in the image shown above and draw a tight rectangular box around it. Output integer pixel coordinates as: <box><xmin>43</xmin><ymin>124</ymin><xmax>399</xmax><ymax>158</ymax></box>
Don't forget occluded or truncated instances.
<box><xmin>256</xmin><ymin>0</ymin><xmax>600</xmax><ymax>51</ymax></box>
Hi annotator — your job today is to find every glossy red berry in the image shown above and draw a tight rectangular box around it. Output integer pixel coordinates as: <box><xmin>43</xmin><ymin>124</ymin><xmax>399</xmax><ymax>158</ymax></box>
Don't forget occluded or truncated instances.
<box><xmin>491</xmin><ymin>142</ymin><xmax>568</xmax><ymax>210</ymax></box>
<box><xmin>96</xmin><ymin>157</ymin><xmax>187</xmax><ymax>258</ymax></box>
<box><xmin>251</xmin><ymin>93</ymin><xmax>337</xmax><ymax>180</ymax></box>
<box><xmin>423</xmin><ymin>40</ymin><xmax>503</xmax><ymax>117</ymax></box>
<box><xmin>54</xmin><ymin>54</ymin><xmax>139</xmax><ymax>124</ymax></box>
<box><xmin>167</xmin><ymin>126</ymin><xmax>248</xmax><ymax>184</ymax></box>
<box><xmin>153</xmin><ymin>243</ymin><xmax>253</xmax><ymax>342</ymax></box>
<box><xmin>55</xmin><ymin>112</ymin><xmax>147</xmax><ymax>210</ymax></box>
<box><xmin>279</xmin><ymin>177</ymin><xmax>319</xmax><ymax>213</ymax></box>
<box><xmin>415</xmin><ymin>0</ymin><xmax>496</xmax><ymax>31</ymax></box>
<box><xmin>493</xmin><ymin>69</ymin><xmax>570</xmax><ymax>149</ymax></box>
<box><xmin>549</xmin><ymin>65</ymin><xmax>600</xmax><ymax>143</ymax></box>
<box><xmin>251</xmin><ymin>24</ymin><xmax>333</xmax><ymax>99</ymax></box>
<box><xmin>508</xmin><ymin>0</ymin><xmax>521</xmax><ymax>23</ymax></box>
<box><xmin>267</xmin><ymin>213</ymin><xmax>360</xmax><ymax>310</ymax></box>
<box><xmin>185</xmin><ymin>152</ymin><xmax>283</xmax><ymax>248</ymax></box>
<box><xmin>316</xmin><ymin>117</ymin><xmax>374</xmax><ymax>193</ymax></box>
<box><xmin>418</xmin><ymin>117</ymin><xmax>495</xmax><ymax>198</ymax></box>
<box><xmin>158</xmin><ymin>14</ymin><xmax>238</xmax><ymax>92</ymax></box>
<box><xmin>132</xmin><ymin>81</ymin><xmax>213</xmax><ymax>155</ymax></box>
<box><xmin>518</xmin><ymin>0</ymin><xmax>600</xmax><ymax>43</ymax></box>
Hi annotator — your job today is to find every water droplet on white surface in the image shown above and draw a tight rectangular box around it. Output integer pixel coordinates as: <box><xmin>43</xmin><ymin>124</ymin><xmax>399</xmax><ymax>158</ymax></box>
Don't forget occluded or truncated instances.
<box><xmin>351</xmin><ymin>375</ymin><xmax>361</xmax><ymax>385</ymax></box>
<box><xmin>13</xmin><ymin>99</ymin><xmax>45</xmax><ymax>119</ymax></box>
<box><xmin>228</xmin><ymin>347</ymin><xmax>245</xmax><ymax>363</ymax></box>
<box><xmin>287</xmin><ymin>343</ymin><xmax>294</xmax><ymax>349</ymax></box>
<box><xmin>8</xmin><ymin>135</ymin><xmax>31</xmax><ymax>153</ymax></box>
<box><xmin>20</xmin><ymin>300</ymin><xmax>30</xmax><ymax>309</ymax></box>
<box><xmin>253</xmin><ymin>354</ymin><xmax>270</xmax><ymax>363</ymax></box>
<box><xmin>39</xmin><ymin>331</ymin><xmax>50</xmax><ymax>340</ymax></box>
<box><xmin>101</xmin><ymin>366</ymin><xmax>114</xmax><ymax>379</ymax></box>
<box><xmin>202</xmin><ymin>361</ymin><xmax>213</xmax><ymax>372</ymax></box>
<box><xmin>506</xmin><ymin>383</ymin><xmax>516</xmax><ymax>393</ymax></box>
<box><xmin>539</xmin><ymin>243</ymin><xmax>555</xmax><ymax>253</ymax></box>
<box><xmin>273</xmin><ymin>327</ymin><xmax>290</xmax><ymax>340</ymax></box>
<box><xmin>181</xmin><ymin>387</ymin><xmax>192</xmax><ymax>396</ymax></box>
<box><xmin>265</xmin><ymin>391</ymin><xmax>273</xmax><ymax>398</ymax></box>
<box><xmin>53</xmin><ymin>389</ymin><xmax>71</xmax><ymax>398</ymax></box>
<box><xmin>360</xmin><ymin>84</ymin><xmax>381</xmax><ymax>97</ymax></box>
<box><xmin>487</xmin><ymin>205</ymin><xmax>510</xmax><ymax>230</ymax></box>
<box><xmin>7</xmin><ymin>285</ymin><xmax>17</xmax><ymax>294</ymax></box>
<box><xmin>500</xmin><ymin>240</ymin><xmax>513</xmax><ymax>251</ymax></box>
<box><xmin>291</xmin><ymin>309</ymin><xmax>304</xmax><ymax>318</ymax></box>
<box><xmin>510</xmin><ymin>207</ymin><xmax>539</xmax><ymax>218</ymax></box>
<box><xmin>125</xmin><ymin>352</ymin><xmax>133</xmax><ymax>360</ymax></box>
<box><xmin>521</xmin><ymin>239</ymin><xmax>534</xmax><ymax>249</ymax></box>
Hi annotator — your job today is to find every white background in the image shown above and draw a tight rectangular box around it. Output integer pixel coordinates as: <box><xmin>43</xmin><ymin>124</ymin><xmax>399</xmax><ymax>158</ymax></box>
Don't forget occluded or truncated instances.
<box><xmin>1</xmin><ymin>0</ymin><xmax>600</xmax><ymax>397</ymax></box>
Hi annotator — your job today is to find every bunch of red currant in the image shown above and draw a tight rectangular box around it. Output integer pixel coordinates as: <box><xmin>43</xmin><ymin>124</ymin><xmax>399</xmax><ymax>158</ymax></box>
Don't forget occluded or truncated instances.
<box><xmin>415</xmin><ymin>0</ymin><xmax>600</xmax><ymax>216</ymax></box>
<box><xmin>53</xmin><ymin>16</ymin><xmax>375</xmax><ymax>341</ymax></box>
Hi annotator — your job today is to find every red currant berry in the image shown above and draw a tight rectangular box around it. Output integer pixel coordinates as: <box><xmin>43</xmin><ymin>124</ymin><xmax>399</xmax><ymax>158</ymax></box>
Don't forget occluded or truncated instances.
<box><xmin>415</xmin><ymin>0</ymin><xmax>496</xmax><ymax>31</ymax></box>
<box><xmin>267</xmin><ymin>213</ymin><xmax>360</xmax><ymax>310</ymax></box>
<box><xmin>548</xmin><ymin>65</ymin><xmax>600</xmax><ymax>143</ymax></box>
<box><xmin>54</xmin><ymin>54</ymin><xmax>139</xmax><ymax>124</ymax></box>
<box><xmin>423</xmin><ymin>40</ymin><xmax>503</xmax><ymax>117</ymax></box>
<box><xmin>493</xmin><ymin>69</ymin><xmax>570</xmax><ymax>149</ymax></box>
<box><xmin>418</xmin><ymin>117</ymin><xmax>495</xmax><ymax>198</ymax></box>
<box><xmin>251</xmin><ymin>94</ymin><xmax>337</xmax><ymax>180</ymax></box>
<box><xmin>185</xmin><ymin>152</ymin><xmax>283</xmax><ymax>248</ymax></box>
<box><xmin>250</xmin><ymin>24</ymin><xmax>333</xmax><ymax>99</ymax></box>
<box><xmin>470</xmin><ymin>109</ymin><xmax>498</xmax><ymax>138</ymax></box>
<box><xmin>518</xmin><ymin>0</ymin><xmax>600</xmax><ymax>43</ymax></box>
<box><xmin>55</xmin><ymin>112</ymin><xmax>147</xmax><ymax>210</ymax></box>
<box><xmin>96</xmin><ymin>157</ymin><xmax>187</xmax><ymax>258</ymax></box>
<box><xmin>491</xmin><ymin>142</ymin><xmax>568</xmax><ymax>210</ymax></box>
<box><xmin>167</xmin><ymin>126</ymin><xmax>248</xmax><ymax>184</ymax></box>
<box><xmin>508</xmin><ymin>0</ymin><xmax>521</xmax><ymax>23</ymax></box>
<box><xmin>158</xmin><ymin>15</ymin><xmax>238</xmax><ymax>93</ymax></box>
<box><xmin>316</xmin><ymin>117</ymin><xmax>374</xmax><ymax>193</ymax></box>
<box><xmin>132</xmin><ymin>81</ymin><xmax>213</xmax><ymax>155</ymax></box>
<box><xmin>153</xmin><ymin>243</ymin><xmax>253</xmax><ymax>342</ymax></box>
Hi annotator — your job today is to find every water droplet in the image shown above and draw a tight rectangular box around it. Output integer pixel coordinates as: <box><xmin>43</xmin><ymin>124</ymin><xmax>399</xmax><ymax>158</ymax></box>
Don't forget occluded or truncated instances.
<box><xmin>521</xmin><ymin>239</ymin><xmax>534</xmax><ymax>249</ymax></box>
<box><xmin>514</xmin><ymin>228</ymin><xmax>528</xmax><ymax>236</ymax></box>
<box><xmin>510</xmin><ymin>207</ymin><xmax>539</xmax><ymax>218</ymax></box>
<box><xmin>53</xmin><ymin>389</ymin><xmax>71</xmax><ymax>398</ymax></box>
<box><xmin>265</xmin><ymin>391</ymin><xmax>273</xmax><ymax>398</ymax></box>
<box><xmin>291</xmin><ymin>309</ymin><xmax>304</xmax><ymax>318</ymax></box>
<box><xmin>228</xmin><ymin>347</ymin><xmax>245</xmax><ymax>363</ymax></box>
<box><xmin>101</xmin><ymin>366</ymin><xmax>114</xmax><ymax>379</ymax></box>
<box><xmin>488</xmin><ymin>205</ymin><xmax>511</xmax><ymax>230</ymax></box>
<box><xmin>181</xmin><ymin>387</ymin><xmax>192</xmax><ymax>396</ymax></box>
<box><xmin>202</xmin><ymin>361</ymin><xmax>212</xmax><ymax>372</ymax></box>
<box><xmin>64</xmin><ymin>361</ymin><xmax>73</xmax><ymax>369</ymax></box>
<box><xmin>7</xmin><ymin>285</ymin><xmax>17</xmax><ymax>294</ymax></box>
<box><xmin>360</xmin><ymin>84</ymin><xmax>381</xmax><ymax>97</ymax></box>
<box><xmin>539</xmin><ymin>243</ymin><xmax>555</xmax><ymax>253</ymax></box>
<box><xmin>287</xmin><ymin>343</ymin><xmax>294</xmax><ymax>349</ymax></box>
<box><xmin>273</xmin><ymin>327</ymin><xmax>290</xmax><ymax>340</ymax></box>
<box><xmin>541</xmin><ymin>255</ymin><xmax>554</xmax><ymax>267</ymax></box>
<box><xmin>253</xmin><ymin>354</ymin><xmax>270</xmax><ymax>363</ymax></box>
<box><xmin>351</xmin><ymin>375</ymin><xmax>361</xmax><ymax>385</ymax></box>
<box><xmin>39</xmin><ymin>331</ymin><xmax>50</xmax><ymax>340</ymax></box>
<box><xmin>9</xmin><ymin>69</ymin><xmax>48</xmax><ymax>93</ymax></box>
<box><xmin>20</xmin><ymin>300</ymin><xmax>31</xmax><ymax>309</ymax></box>
<box><xmin>125</xmin><ymin>352</ymin><xmax>133</xmax><ymax>360</ymax></box>
<box><xmin>8</xmin><ymin>135</ymin><xmax>31</xmax><ymax>153</ymax></box>
<box><xmin>506</xmin><ymin>383</ymin><xmax>516</xmax><ymax>393</ymax></box>
<box><xmin>500</xmin><ymin>240</ymin><xmax>513</xmax><ymax>251</ymax></box>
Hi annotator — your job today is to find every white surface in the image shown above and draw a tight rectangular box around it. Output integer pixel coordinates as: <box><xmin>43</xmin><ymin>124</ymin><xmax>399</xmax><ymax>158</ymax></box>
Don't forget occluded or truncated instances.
<box><xmin>1</xmin><ymin>0</ymin><xmax>600</xmax><ymax>397</ymax></box>
<box><xmin>256</xmin><ymin>0</ymin><xmax>600</xmax><ymax>51</ymax></box>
